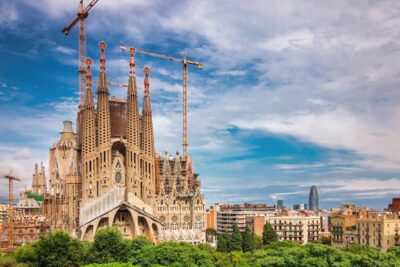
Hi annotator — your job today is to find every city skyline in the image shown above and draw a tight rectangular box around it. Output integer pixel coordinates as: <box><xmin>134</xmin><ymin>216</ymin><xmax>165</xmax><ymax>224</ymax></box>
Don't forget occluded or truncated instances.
<box><xmin>1</xmin><ymin>1</ymin><xmax>400</xmax><ymax>209</ymax></box>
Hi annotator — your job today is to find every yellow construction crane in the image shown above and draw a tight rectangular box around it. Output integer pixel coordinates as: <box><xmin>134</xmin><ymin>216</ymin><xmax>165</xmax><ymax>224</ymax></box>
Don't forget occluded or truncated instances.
<box><xmin>3</xmin><ymin>170</ymin><xmax>21</xmax><ymax>250</ymax></box>
<box><xmin>119</xmin><ymin>46</ymin><xmax>204</xmax><ymax>160</ymax></box>
<box><xmin>61</xmin><ymin>0</ymin><xmax>100</xmax><ymax>106</ymax></box>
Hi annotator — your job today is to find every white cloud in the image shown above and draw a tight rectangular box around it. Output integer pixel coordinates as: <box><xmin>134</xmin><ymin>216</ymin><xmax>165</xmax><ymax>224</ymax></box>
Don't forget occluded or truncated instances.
<box><xmin>14</xmin><ymin>148</ymin><xmax>33</xmax><ymax>159</ymax></box>
<box><xmin>260</xmin><ymin>28</ymin><xmax>314</xmax><ymax>52</ymax></box>
<box><xmin>54</xmin><ymin>45</ymin><xmax>76</xmax><ymax>55</ymax></box>
<box><xmin>214</xmin><ymin>70</ymin><xmax>247</xmax><ymax>77</ymax></box>
<box><xmin>0</xmin><ymin>2</ymin><xmax>18</xmax><ymax>25</ymax></box>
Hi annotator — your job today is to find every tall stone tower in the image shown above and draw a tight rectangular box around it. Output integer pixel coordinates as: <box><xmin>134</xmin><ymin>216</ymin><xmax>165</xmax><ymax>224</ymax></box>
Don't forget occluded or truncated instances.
<box><xmin>32</xmin><ymin>162</ymin><xmax>46</xmax><ymax>195</ymax></box>
<box><xmin>140</xmin><ymin>66</ymin><xmax>156</xmax><ymax>206</ymax></box>
<box><xmin>96</xmin><ymin>42</ymin><xmax>112</xmax><ymax>197</ymax></box>
<box><xmin>81</xmin><ymin>57</ymin><xmax>97</xmax><ymax>203</ymax></box>
<box><xmin>126</xmin><ymin>47</ymin><xmax>141</xmax><ymax>200</ymax></box>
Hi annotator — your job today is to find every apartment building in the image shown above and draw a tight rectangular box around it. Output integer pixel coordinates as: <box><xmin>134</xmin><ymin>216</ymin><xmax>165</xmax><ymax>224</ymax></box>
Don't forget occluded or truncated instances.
<box><xmin>267</xmin><ymin>214</ymin><xmax>320</xmax><ymax>244</ymax></box>
<box><xmin>330</xmin><ymin>203</ymin><xmax>369</xmax><ymax>248</ymax></box>
<box><xmin>216</xmin><ymin>203</ymin><xmax>275</xmax><ymax>233</ymax></box>
<box><xmin>357</xmin><ymin>213</ymin><xmax>400</xmax><ymax>251</ymax></box>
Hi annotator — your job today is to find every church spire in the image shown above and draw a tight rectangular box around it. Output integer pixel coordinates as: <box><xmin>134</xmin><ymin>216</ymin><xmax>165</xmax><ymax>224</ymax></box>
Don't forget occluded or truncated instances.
<box><xmin>141</xmin><ymin>66</ymin><xmax>155</xmax><ymax>158</ymax></box>
<box><xmin>39</xmin><ymin>162</ymin><xmax>47</xmax><ymax>194</ymax></box>
<box><xmin>32</xmin><ymin>163</ymin><xmax>39</xmax><ymax>194</ymax></box>
<box><xmin>127</xmin><ymin>47</ymin><xmax>140</xmax><ymax>148</ymax></box>
<box><xmin>98</xmin><ymin>41</ymin><xmax>108</xmax><ymax>93</ymax></box>
<box><xmin>84</xmin><ymin>58</ymin><xmax>94</xmax><ymax>109</ymax></box>
<box><xmin>82</xmin><ymin>58</ymin><xmax>97</xmax><ymax>157</ymax></box>
<box><xmin>97</xmin><ymin>41</ymin><xmax>111</xmax><ymax>147</ymax></box>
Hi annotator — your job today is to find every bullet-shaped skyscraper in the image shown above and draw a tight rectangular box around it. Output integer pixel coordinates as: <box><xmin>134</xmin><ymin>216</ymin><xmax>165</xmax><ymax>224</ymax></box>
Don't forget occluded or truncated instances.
<box><xmin>309</xmin><ymin>185</ymin><xmax>319</xmax><ymax>211</ymax></box>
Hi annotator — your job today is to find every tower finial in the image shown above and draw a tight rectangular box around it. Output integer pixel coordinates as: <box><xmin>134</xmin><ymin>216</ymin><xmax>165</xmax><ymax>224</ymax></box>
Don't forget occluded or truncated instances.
<box><xmin>144</xmin><ymin>66</ymin><xmax>150</xmax><ymax>95</ymax></box>
<box><xmin>85</xmin><ymin>57</ymin><xmax>94</xmax><ymax>107</ymax></box>
<box><xmin>129</xmin><ymin>47</ymin><xmax>136</xmax><ymax>77</ymax></box>
<box><xmin>86</xmin><ymin>57</ymin><xmax>92</xmax><ymax>81</ymax></box>
<box><xmin>99</xmin><ymin>41</ymin><xmax>107</xmax><ymax>73</ymax></box>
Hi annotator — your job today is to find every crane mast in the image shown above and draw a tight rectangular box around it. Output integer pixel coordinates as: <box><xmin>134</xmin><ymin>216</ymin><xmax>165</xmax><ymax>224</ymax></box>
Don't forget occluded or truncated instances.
<box><xmin>78</xmin><ymin>0</ymin><xmax>86</xmax><ymax>107</ymax></box>
<box><xmin>3</xmin><ymin>170</ymin><xmax>21</xmax><ymax>250</ymax></box>
<box><xmin>61</xmin><ymin>0</ymin><xmax>100</xmax><ymax>106</ymax></box>
<box><xmin>119</xmin><ymin>46</ymin><xmax>204</xmax><ymax>160</ymax></box>
<box><xmin>182</xmin><ymin>53</ymin><xmax>188</xmax><ymax>159</ymax></box>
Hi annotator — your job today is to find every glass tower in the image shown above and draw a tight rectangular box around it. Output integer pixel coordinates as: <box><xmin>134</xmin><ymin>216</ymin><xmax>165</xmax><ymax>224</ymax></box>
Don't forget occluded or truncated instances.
<box><xmin>309</xmin><ymin>185</ymin><xmax>319</xmax><ymax>211</ymax></box>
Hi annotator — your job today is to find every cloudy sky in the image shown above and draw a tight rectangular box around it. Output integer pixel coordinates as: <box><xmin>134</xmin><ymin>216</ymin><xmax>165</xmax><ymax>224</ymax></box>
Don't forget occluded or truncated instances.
<box><xmin>1</xmin><ymin>0</ymin><xmax>400</xmax><ymax>209</ymax></box>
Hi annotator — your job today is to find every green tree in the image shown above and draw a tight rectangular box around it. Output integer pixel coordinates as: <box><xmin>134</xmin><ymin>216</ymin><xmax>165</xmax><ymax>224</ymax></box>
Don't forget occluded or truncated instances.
<box><xmin>26</xmin><ymin>192</ymin><xmax>43</xmax><ymax>202</ymax></box>
<box><xmin>14</xmin><ymin>242</ymin><xmax>38</xmax><ymax>266</ymax></box>
<box><xmin>242</xmin><ymin>225</ymin><xmax>254</xmax><ymax>252</ymax></box>
<box><xmin>83</xmin><ymin>264</ymin><xmax>135</xmax><ymax>267</ymax></box>
<box><xmin>0</xmin><ymin>256</ymin><xmax>28</xmax><ymax>267</ymax></box>
<box><xmin>217</xmin><ymin>233</ymin><xmax>230</xmax><ymax>252</ymax></box>
<box><xmin>90</xmin><ymin>228</ymin><xmax>128</xmax><ymax>264</ymax></box>
<box><xmin>136</xmin><ymin>241</ymin><xmax>214</xmax><ymax>267</ymax></box>
<box><xmin>320</xmin><ymin>236</ymin><xmax>332</xmax><ymax>246</ymax></box>
<box><xmin>230</xmin><ymin>224</ymin><xmax>243</xmax><ymax>251</ymax></box>
<box><xmin>36</xmin><ymin>231</ymin><xmax>86</xmax><ymax>267</ymax></box>
<box><xmin>253</xmin><ymin>234</ymin><xmax>263</xmax><ymax>249</ymax></box>
<box><xmin>126</xmin><ymin>237</ymin><xmax>152</xmax><ymax>264</ymax></box>
<box><xmin>263</xmin><ymin>222</ymin><xmax>278</xmax><ymax>245</ymax></box>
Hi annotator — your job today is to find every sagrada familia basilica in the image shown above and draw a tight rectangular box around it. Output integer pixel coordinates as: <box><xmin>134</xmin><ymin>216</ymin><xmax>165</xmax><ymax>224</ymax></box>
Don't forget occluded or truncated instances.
<box><xmin>31</xmin><ymin>42</ymin><xmax>205</xmax><ymax>244</ymax></box>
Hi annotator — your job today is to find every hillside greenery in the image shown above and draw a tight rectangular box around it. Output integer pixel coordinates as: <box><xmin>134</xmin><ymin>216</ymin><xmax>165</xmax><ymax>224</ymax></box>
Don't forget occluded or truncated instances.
<box><xmin>2</xmin><ymin>227</ymin><xmax>400</xmax><ymax>267</ymax></box>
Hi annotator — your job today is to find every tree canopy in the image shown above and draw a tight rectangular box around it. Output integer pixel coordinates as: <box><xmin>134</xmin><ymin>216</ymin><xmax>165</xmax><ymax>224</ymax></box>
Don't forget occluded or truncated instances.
<box><xmin>263</xmin><ymin>221</ymin><xmax>278</xmax><ymax>245</ymax></box>
<box><xmin>26</xmin><ymin>192</ymin><xmax>43</xmax><ymax>202</ymax></box>
<box><xmin>230</xmin><ymin>224</ymin><xmax>242</xmax><ymax>251</ymax></box>
<box><xmin>242</xmin><ymin>225</ymin><xmax>255</xmax><ymax>252</ymax></box>
<box><xmin>5</xmin><ymin>229</ymin><xmax>400</xmax><ymax>267</ymax></box>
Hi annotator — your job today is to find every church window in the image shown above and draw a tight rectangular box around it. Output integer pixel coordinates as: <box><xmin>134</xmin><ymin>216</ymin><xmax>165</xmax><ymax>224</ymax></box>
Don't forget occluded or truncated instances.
<box><xmin>115</xmin><ymin>172</ymin><xmax>121</xmax><ymax>183</ymax></box>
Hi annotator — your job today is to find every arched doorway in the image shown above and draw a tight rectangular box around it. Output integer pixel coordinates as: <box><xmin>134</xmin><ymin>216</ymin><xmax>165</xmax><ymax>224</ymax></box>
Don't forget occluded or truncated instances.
<box><xmin>83</xmin><ymin>225</ymin><xmax>94</xmax><ymax>241</ymax></box>
<box><xmin>112</xmin><ymin>208</ymin><xmax>135</xmax><ymax>239</ymax></box>
<box><xmin>138</xmin><ymin>216</ymin><xmax>151</xmax><ymax>240</ymax></box>
<box><xmin>152</xmin><ymin>223</ymin><xmax>159</xmax><ymax>241</ymax></box>
<box><xmin>98</xmin><ymin>217</ymin><xmax>109</xmax><ymax>230</ymax></box>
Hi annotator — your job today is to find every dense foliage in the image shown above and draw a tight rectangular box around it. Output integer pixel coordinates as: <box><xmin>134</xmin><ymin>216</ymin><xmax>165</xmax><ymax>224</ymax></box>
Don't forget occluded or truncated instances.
<box><xmin>3</xmin><ymin>227</ymin><xmax>400</xmax><ymax>267</ymax></box>
<box><xmin>262</xmin><ymin>222</ymin><xmax>278</xmax><ymax>245</ymax></box>
<box><xmin>26</xmin><ymin>192</ymin><xmax>43</xmax><ymax>202</ymax></box>
<box><xmin>230</xmin><ymin>224</ymin><xmax>243</xmax><ymax>251</ymax></box>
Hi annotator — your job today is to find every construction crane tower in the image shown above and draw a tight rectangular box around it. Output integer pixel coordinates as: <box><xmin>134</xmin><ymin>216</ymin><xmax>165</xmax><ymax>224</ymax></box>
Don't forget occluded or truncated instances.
<box><xmin>3</xmin><ymin>170</ymin><xmax>21</xmax><ymax>249</ymax></box>
<box><xmin>61</xmin><ymin>0</ymin><xmax>100</xmax><ymax>106</ymax></box>
<box><xmin>119</xmin><ymin>46</ymin><xmax>204</xmax><ymax>160</ymax></box>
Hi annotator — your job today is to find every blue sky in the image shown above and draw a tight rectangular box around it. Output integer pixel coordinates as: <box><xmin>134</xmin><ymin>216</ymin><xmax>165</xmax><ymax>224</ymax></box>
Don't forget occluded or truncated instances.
<box><xmin>1</xmin><ymin>0</ymin><xmax>400</xmax><ymax>209</ymax></box>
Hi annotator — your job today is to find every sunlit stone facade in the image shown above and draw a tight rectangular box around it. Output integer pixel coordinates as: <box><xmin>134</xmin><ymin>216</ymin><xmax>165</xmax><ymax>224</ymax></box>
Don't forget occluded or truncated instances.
<box><xmin>31</xmin><ymin>42</ymin><xmax>205</xmax><ymax>243</ymax></box>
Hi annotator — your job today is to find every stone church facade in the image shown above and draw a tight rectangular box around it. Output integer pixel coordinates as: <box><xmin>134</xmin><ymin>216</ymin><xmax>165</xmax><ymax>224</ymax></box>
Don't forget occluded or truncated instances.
<box><xmin>31</xmin><ymin>43</ymin><xmax>205</xmax><ymax>244</ymax></box>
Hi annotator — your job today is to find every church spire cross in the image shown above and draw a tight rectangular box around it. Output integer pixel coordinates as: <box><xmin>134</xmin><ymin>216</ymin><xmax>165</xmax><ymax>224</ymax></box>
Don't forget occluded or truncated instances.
<box><xmin>85</xmin><ymin>58</ymin><xmax>94</xmax><ymax>108</ymax></box>
<box><xmin>86</xmin><ymin>58</ymin><xmax>92</xmax><ymax>82</ymax></box>
<box><xmin>99</xmin><ymin>41</ymin><xmax>106</xmax><ymax>73</ymax></box>
<box><xmin>144</xmin><ymin>66</ymin><xmax>150</xmax><ymax>95</ymax></box>
<box><xmin>129</xmin><ymin>47</ymin><xmax>136</xmax><ymax>77</ymax></box>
